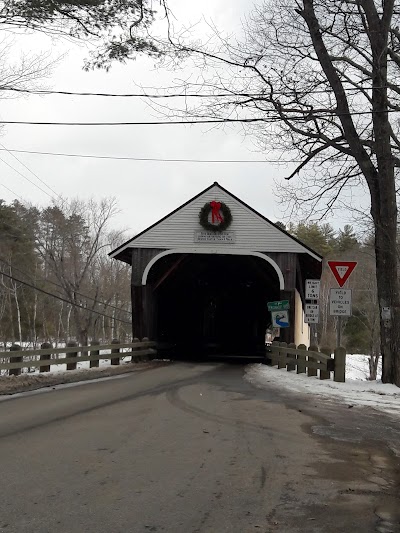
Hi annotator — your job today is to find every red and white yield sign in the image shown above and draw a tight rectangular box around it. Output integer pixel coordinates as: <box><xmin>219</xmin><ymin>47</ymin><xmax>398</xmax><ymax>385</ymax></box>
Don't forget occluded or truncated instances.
<box><xmin>328</xmin><ymin>261</ymin><xmax>358</xmax><ymax>287</ymax></box>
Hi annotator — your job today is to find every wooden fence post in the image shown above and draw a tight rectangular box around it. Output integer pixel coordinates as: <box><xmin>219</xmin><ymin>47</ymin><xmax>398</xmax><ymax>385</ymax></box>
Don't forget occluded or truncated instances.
<box><xmin>297</xmin><ymin>344</ymin><xmax>307</xmax><ymax>374</ymax></box>
<box><xmin>320</xmin><ymin>347</ymin><xmax>332</xmax><ymax>380</ymax></box>
<box><xmin>141</xmin><ymin>337</ymin><xmax>150</xmax><ymax>361</ymax></box>
<box><xmin>270</xmin><ymin>341</ymin><xmax>279</xmax><ymax>365</ymax></box>
<box><xmin>131</xmin><ymin>338</ymin><xmax>140</xmax><ymax>362</ymax></box>
<box><xmin>9</xmin><ymin>344</ymin><xmax>22</xmax><ymax>376</ymax></box>
<box><xmin>334</xmin><ymin>347</ymin><xmax>346</xmax><ymax>383</ymax></box>
<box><xmin>278</xmin><ymin>342</ymin><xmax>287</xmax><ymax>369</ymax></box>
<box><xmin>90</xmin><ymin>340</ymin><xmax>100</xmax><ymax>368</ymax></box>
<box><xmin>66</xmin><ymin>341</ymin><xmax>78</xmax><ymax>371</ymax></box>
<box><xmin>307</xmin><ymin>345</ymin><xmax>319</xmax><ymax>377</ymax></box>
<box><xmin>40</xmin><ymin>342</ymin><xmax>52</xmax><ymax>372</ymax></box>
<box><xmin>111</xmin><ymin>338</ymin><xmax>120</xmax><ymax>365</ymax></box>
<box><xmin>287</xmin><ymin>343</ymin><xmax>296</xmax><ymax>371</ymax></box>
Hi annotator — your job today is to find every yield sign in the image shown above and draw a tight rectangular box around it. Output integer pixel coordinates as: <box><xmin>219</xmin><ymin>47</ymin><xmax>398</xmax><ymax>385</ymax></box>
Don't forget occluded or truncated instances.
<box><xmin>327</xmin><ymin>261</ymin><xmax>358</xmax><ymax>287</ymax></box>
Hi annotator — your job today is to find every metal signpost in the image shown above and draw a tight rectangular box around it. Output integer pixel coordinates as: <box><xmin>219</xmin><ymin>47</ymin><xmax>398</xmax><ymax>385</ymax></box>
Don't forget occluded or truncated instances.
<box><xmin>305</xmin><ymin>279</ymin><xmax>320</xmax><ymax>344</ymax></box>
<box><xmin>328</xmin><ymin>261</ymin><xmax>357</xmax><ymax>347</ymax></box>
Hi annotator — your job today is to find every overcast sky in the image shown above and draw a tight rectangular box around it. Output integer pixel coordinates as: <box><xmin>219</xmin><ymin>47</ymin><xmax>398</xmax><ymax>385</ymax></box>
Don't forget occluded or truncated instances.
<box><xmin>0</xmin><ymin>0</ymin><xmax>367</xmax><ymax>237</ymax></box>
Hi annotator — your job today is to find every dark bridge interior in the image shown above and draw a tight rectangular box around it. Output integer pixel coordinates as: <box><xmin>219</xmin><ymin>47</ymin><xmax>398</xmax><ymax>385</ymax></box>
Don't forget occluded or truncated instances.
<box><xmin>147</xmin><ymin>253</ymin><xmax>280</xmax><ymax>358</ymax></box>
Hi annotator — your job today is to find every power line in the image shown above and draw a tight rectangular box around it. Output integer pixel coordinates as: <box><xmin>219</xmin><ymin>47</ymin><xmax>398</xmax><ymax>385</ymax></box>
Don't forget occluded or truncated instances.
<box><xmin>0</xmin><ymin>257</ymin><xmax>132</xmax><ymax>316</ymax></box>
<box><xmin>0</xmin><ymin>118</ymin><xmax>270</xmax><ymax>126</ymax></box>
<box><xmin>0</xmin><ymin>155</ymin><xmax>54</xmax><ymax>199</ymax></box>
<box><xmin>0</xmin><ymin>147</ymin><xmax>391</xmax><ymax>165</ymax></box>
<box><xmin>0</xmin><ymin>108</ymin><xmax>397</xmax><ymax>127</ymax></box>
<box><xmin>1</xmin><ymin>88</ymin><xmax>263</xmax><ymax>98</ymax></box>
<box><xmin>0</xmin><ymin>86</ymin><xmax>392</xmax><ymax>98</ymax></box>
<box><xmin>0</xmin><ymin>143</ymin><xmax>61</xmax><ymax>199</ymax></box>
<box><xmin>0</xmin><ymin>182</ymin><xmax>24</xmax><ymax>201</ymax></box>
<box><xmin>0</xmin><ymin>269</ymin><xmax>132</xmax><ymax>325</ymax></box>
<box><xmin>0</xmin><ymin>147</ymin><xmax>279</xmax><ymax>163</ymax></box>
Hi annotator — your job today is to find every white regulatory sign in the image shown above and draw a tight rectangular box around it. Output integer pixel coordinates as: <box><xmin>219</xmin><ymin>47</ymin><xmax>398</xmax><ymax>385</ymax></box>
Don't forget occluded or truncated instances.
<box><xmin>305</xmin><ymin>279</ymin><xmax>320</xmax><ymax>300</ymax></box>
<box><xmin>305</xmin><ymin>303</ymin><xmax>319</xmax><ymax>323</ymax></box>
<box><xmin>329</xmin><ymin>288</ymin><xmax>352</xmax><ymax>316</ymax></box>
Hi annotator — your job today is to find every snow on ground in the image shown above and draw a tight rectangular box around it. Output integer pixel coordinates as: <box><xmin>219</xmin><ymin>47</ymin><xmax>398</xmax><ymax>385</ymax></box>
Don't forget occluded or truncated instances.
<box><xmin>245</xmin><ymin>354</ymin><xmax>399</xmax><ymax>417</ymax></box>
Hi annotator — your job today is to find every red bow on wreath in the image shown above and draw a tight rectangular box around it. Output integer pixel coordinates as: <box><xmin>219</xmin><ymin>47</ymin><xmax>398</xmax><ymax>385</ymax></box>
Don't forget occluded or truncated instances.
<box><xmin>210</xmin><ymin>201</ymin><xmax>224</xmax><ymax>224</ymax></box>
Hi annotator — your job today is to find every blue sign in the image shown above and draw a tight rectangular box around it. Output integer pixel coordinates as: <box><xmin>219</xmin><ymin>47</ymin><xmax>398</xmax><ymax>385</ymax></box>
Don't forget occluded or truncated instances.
<box><xmin>271</xmin><ymin>310</ymin><xmax>289</xmax><ymax>328</ymax></box>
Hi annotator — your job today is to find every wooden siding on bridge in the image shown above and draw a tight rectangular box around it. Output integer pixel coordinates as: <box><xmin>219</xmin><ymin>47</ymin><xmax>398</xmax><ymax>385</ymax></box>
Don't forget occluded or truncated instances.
<box><xmin>112</xmin><ymin>185</ymin><xmax>321</xmax><ymax>260</ymax></box>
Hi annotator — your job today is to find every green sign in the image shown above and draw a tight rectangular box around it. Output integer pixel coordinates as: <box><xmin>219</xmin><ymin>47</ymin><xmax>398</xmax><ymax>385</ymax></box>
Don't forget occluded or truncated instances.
<box><xmin>267</xmin><ymin>300</ymin><xmax>290</xmax><ymax>311</ymax></box>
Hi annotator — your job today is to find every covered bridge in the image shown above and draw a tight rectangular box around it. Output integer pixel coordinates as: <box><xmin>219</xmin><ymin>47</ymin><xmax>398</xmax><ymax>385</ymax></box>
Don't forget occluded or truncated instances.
<box><xmin>110</xmin><ymin>182</ymin><xmax>322</xmax><ymax>357</ymax></box>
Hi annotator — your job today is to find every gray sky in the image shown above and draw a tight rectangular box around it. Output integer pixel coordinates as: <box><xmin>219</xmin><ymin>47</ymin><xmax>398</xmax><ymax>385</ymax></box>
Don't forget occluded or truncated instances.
<box><xmin>0</xmin><ymin>0</ymin><xmax>366</xmax><ymax>236</ymax></box>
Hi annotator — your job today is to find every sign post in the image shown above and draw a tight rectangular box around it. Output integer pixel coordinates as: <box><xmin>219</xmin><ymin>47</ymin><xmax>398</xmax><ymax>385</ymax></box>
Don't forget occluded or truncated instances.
<box><xmin>328</xmin><ymin>261</ymin><xmax>357</xmax><ymax>347</ymax></box>
<box><xmin>305</xmin><ymin>279</ymin><xmax>320</xmax><ymax>344</ymax></box>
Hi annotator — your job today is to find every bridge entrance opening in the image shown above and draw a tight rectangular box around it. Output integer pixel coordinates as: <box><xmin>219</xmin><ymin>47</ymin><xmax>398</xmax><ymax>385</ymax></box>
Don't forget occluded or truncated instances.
<box><xmin>147</xmin><ymin>253</ymin><xmax>280</xmax><ymax>358</ymax></box>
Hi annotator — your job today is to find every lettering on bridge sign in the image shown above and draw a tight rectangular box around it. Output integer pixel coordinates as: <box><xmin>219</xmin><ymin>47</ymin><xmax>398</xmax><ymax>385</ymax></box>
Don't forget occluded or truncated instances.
<box><xmin>267</xmin><ymin>300</ymin><xmax>290</xmax><ymax>312</ymax></box>
<box><xmin>329</xmin><ymin>288</ymin><xmax>352</xmax><ymax>316</ymax></box>
<box><xmin>305</xmin><ymin>279</ymin><xmax>320</xmax><ymax>300</ymax></box>
<box><xmin>305</xmin><ymin>304</ymin><xmax>319</xmax><ymax>323</ymax></box>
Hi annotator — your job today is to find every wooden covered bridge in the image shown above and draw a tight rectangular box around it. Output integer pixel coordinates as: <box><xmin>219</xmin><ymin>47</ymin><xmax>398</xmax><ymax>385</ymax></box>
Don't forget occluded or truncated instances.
<box><xmin>109</xmin><ymin>183</ymin><xmax>322</xmax><ymax>358</ymax></box>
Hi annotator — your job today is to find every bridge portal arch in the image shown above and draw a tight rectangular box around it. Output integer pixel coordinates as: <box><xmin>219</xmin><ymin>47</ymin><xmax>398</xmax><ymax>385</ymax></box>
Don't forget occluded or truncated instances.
<box><xmin>142</xmin><ymin>248</ymin><xmax>285</xmax><ymax>289</ymax></box>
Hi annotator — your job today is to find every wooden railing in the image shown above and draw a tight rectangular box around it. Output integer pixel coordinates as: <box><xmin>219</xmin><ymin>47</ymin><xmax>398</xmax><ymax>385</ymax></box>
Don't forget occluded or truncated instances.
<box><xmin>0</xmin><ymin>339</ymin><xmax>157</xmax><ymax>376</ymax></box>
<box><xmin>267</xmin><ymin>341</ymin><xmax>346</xmax><ymax>382</ymax></box>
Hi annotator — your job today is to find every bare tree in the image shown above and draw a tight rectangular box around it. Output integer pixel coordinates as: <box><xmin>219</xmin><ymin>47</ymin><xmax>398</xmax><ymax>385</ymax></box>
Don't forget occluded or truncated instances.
<box><xmin>36</xmin><ymin>197</ymin><xmax>119</xmax><ymax>346</ymax></box>
<box><xmin>150</xmin><ymin>0</ymin><xmax>400</xmax><ymax>385</ymax></box>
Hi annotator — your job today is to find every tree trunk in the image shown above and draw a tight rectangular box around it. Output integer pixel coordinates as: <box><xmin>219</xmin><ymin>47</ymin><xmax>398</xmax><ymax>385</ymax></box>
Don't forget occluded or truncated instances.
<box><xmin>373</xmin><ymin>211</ymin><xmax>400</xmax><ymax>384</ymax></box>
<box><xmin>368</xmin><ymin>353</ymin><xmax>380</xmax><ymax>381</ymax></box>
<box><xmin>66</xmin><ymin>305</ymin><xmax>72</xmax><ymax>339</ymax></box>
<box><xmin>32</xmin><ymin>290</ymin><xmax>38</xmax><ymax>348</ymax></box>
<box><xmin>12</xmin><ymin>283</ymin><xmax>22</xmax><ymax>346</ymax></box>
<box><xmin>71</xmin><ymin>307</ymin><xmax>88</xmax><ymax>347</ymax></box>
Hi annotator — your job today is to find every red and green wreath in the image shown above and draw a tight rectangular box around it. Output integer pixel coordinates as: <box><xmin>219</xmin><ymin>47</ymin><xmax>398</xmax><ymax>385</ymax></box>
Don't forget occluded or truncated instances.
<box><xmin>199</xmin><ymin>201</ymin><xmax>232</xmax><ymax>232</ymax></box>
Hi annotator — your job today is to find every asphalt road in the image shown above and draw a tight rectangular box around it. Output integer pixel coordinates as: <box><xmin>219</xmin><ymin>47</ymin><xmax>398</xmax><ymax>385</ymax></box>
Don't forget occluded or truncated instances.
<box><xmin>1</xmin><ymin>362</ymin><xmax>400</xmax><ymax>533</ymax></box>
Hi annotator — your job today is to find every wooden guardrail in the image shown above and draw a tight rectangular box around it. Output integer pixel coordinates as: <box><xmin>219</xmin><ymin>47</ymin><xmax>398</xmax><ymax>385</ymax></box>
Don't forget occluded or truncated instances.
<box><xmin>0</xmin><ymin>339</ymin><xmax>157</xmax><ymax>376</ymax></box>
<box><xmin>267</xmin><ymin>341</ymin><xmax>346</xmax><ymax>382</ymax></box>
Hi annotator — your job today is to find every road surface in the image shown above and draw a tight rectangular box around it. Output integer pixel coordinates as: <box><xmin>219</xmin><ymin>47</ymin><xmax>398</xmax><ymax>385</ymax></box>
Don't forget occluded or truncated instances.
<box><xmin>1</xmin><ymin>362</ymin><xmax>400</xmax><ymax>532</ymax></box>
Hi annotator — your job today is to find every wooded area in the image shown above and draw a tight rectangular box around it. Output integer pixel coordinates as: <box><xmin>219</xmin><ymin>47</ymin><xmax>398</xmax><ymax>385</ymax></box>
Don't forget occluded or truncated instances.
<box><xmin>285</xmin><ymin>221</ymin><xmax>380</xmax><ymax>379</ymax></box>
<box><xmin>0</xmin><ymin>197</ymin><xmax>131</xmax><ymax>348</ymax></box>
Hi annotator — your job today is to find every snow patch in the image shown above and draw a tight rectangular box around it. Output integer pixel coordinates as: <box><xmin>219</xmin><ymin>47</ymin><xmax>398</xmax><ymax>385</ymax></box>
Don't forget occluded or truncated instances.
<box><xmin>245</xmin><ymin>354</ymin><xmax>399</xmax><ymax>417</ymax></box>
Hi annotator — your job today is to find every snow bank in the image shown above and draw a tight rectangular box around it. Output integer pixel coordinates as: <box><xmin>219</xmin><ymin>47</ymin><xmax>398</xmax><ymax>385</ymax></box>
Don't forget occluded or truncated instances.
<box><xmin>245</xmin><ymin>354</ymin><xmax>399</xmax><ymax>417</ymax></box>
